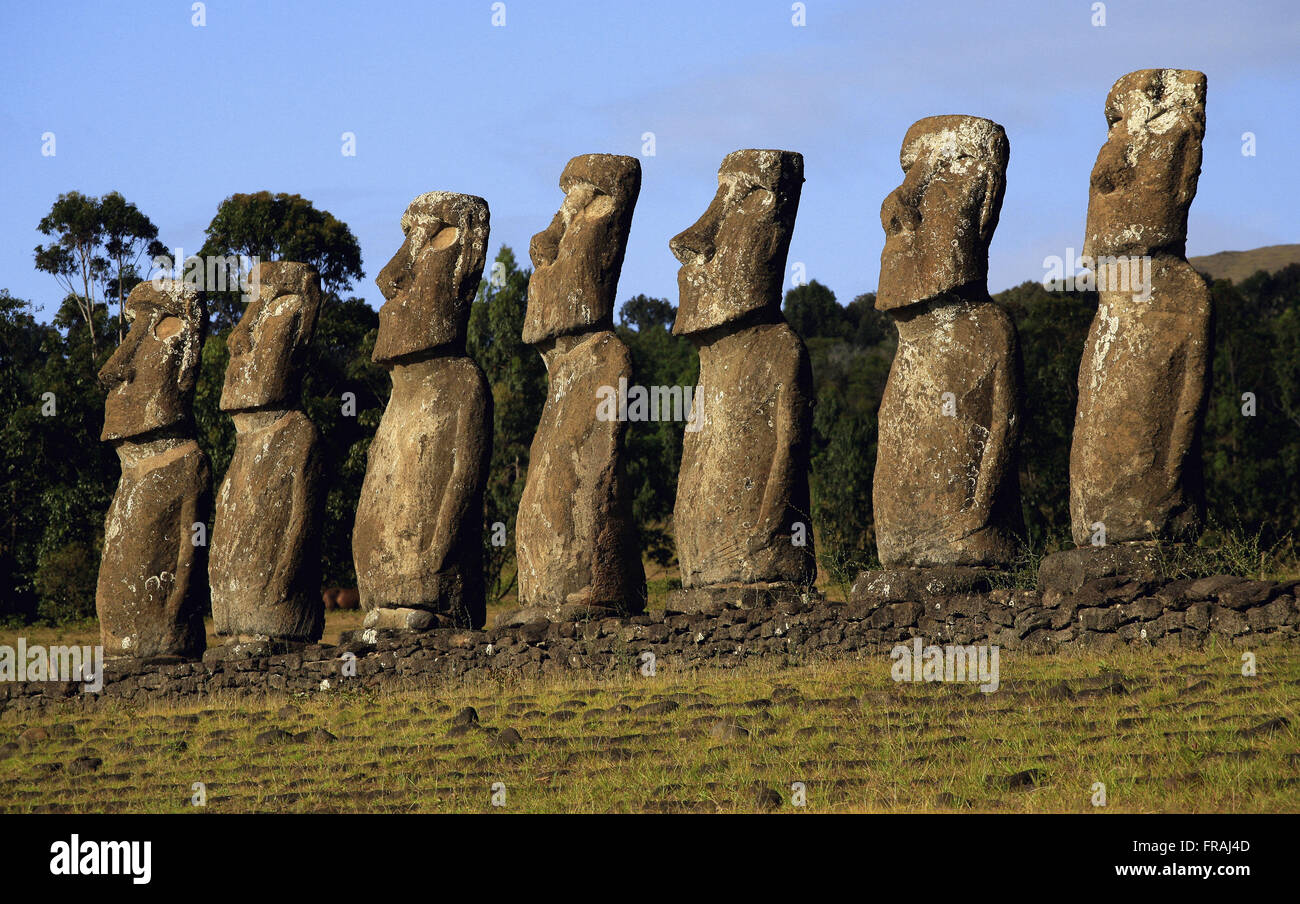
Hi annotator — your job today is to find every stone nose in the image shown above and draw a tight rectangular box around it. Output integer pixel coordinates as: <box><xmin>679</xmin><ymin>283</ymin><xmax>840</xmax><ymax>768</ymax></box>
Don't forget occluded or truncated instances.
<box><xmin>1090</xmin><ymin>142</ymin><xmax>1129</xmax><ymax>195</ymax></box>
<box><xmin>880</xmin><ymin>187</ymin><xmax>920</xmax><ymax>236</ymax></box>
<box><xmin>529</xmin><ymin>214</ymin><xmax>564</xmax><ymax>268</ymax></box>
<box><xmin>97</xmin><ymin>331</ymin><xmax>141</xmax><ymax>388</ymax></box>
<box><xmin>670</xmin><ymin>223</ymin><xmax>716</xmax><ymax>265</ymax></box>
<box><xmin>375</xmin><ymin>238</ymin><xmax>415</xmax><ymax>299</ymax></box>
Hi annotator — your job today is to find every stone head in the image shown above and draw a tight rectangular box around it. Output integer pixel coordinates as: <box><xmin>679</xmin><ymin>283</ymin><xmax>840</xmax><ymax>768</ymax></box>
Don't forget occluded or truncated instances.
<box><xmin>1084</xmin><ymin>69</ymin><xmax>1206</xmax><ymax>259</ymax></box>
<box><xmin>373</xmin><ymin>192</ymin><xmax>489</xmax><ymax>363</ymax></box>
<box><xmin>524</xmin><ymin>154</ymin><xmax>641</xmax><ymax>345</ymax></box>
<box><xmin>99</xmin><ymin>279</ymin><xmax>205</xmax><ymax>442</ymax></box>
<box><xmin>220</xmin><ymin>261</ymin><xmax>321</xmax><ymax>412</ymax></box>
<box><xmin>878</xmin><ymin>115</ymin><xmax>1009</xmax><ymax>312</ymax></box>
<box><xmin>670</xmin><ymin>149</ymin><xmax>804</xmax><ymax>337</ymax></box>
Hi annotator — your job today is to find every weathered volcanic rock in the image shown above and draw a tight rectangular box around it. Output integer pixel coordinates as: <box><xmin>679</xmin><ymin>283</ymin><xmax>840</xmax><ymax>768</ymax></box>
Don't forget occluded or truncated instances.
<box><xmin>522</xmin><ymin>154</ymin><xmax>641</xmax><ymax>344</ymax></box>
<box><xmin>670</xmin><ymin>149</ymin><xmax>816</xmax><ymax>591</ymax></box>
<box><xmin>851</xmin><ymin>566</ymin><xmax>996</xmax><ymax>604</ymax></box>
<box><xmin>211</xmin><ymin>262</ymin><xmax>325</xmax><ymax>641</ymax></box>
<box><xmin>673</xmin><ymin>323</ymin><xmax>816</xmax><ymax>587</ymax></box>
<box><xmin>1037</xmin><ymin>545</ymin><xmax>1163</xmax><ymax>595</ymax></box>
<box><xmin>516</xmin><ymin>155</ymin><xmax>646</xmax><ymax>615</ymax></box>
<box><xmin>1070</xmin><ymin>69</ymin><xmax>1211</xmax><ymax>547</ymax></box>
<box><xmin>96</xmin><ymin>280</ymin><xmax>209</xmax><ymax>659</ymax></box>
<box><xmin>517</xmin><ymin>332</ymin><xmax>646</xmax><ymax>613</ymax></box>
<box><xmin>872</xmin><ymin>115</ymin><xmax>1023</xmax><ymax>568</ymax></box>
<box><xmin>353</xmin><ymin>192</ymin><xmax>493</xmax><ymax>628</ymax></box>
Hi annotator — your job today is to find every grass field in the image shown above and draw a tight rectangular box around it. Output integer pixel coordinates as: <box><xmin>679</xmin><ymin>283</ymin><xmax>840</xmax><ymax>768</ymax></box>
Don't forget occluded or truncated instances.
<box><xmin>1</xmin><ymin>640</ymin><xmax>1296</xmax><ymax>813</ymax></box>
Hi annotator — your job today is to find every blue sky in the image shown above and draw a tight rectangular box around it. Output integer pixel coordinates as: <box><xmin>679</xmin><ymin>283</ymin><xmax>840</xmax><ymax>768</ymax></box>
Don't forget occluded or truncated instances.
<box><xmin>2</xmin><ymin>0</ymin><xmax>1296</xmax><ymax>321</ymax></box>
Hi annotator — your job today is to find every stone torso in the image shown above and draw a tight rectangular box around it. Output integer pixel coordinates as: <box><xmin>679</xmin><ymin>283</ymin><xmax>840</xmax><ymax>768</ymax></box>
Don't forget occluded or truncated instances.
<box><xmin>96</xmin><ymin>439</ymin><xmax>210</xmax><ymax>658</ymax></box>
<box><xmin>1069</xmin><ymin>259</ymin><xmax>1212</xmax><ymax>544</ymax></box>
<box><xmin>873</xmin><ymin>299</ymin><xmax>1024</xmax><ymax>567</ymax></box>
<box><xmin>210</xmin><ymin>410</ymin><xmax>324</xmax><ymax>639</ymax></box>
<box><xmin>352</xmin><ymin>355</ymin><xmax>492</xmax><ymax>624</ymax></box>
<box><xmin>516</xmin><ymin>331</ymin><xmax>645</xmax><ymax>611</ymax></box>
<box><xmin>674</xmin><ymin>321</ymin><xmax>815</xmax><ymax>588</ymax></box>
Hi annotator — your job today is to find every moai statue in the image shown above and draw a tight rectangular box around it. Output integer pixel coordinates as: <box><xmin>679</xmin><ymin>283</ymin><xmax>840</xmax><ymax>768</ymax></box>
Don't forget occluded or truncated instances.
<box><xmin>210</xmin><ymin>262</ymin><xmax>325</xmax><ymax>643</ymax></box>
<box><xmin>352</xmin><ymin>192</ymin><xmax>493</xmax><ymax>629</ymax></box>
<box><xmin>96</xmin><ymin>280</ymin><xmax>210</xmax><ymax>659</ymax></box>
<box><xmin>668</xmin><ymin>149</ymin><xmax>817</xmax><ymax>610</ymax></box>
<box><xmin>864</xmin><ymin>115</ymin><xmax>1024</xmax><ymax>599</ymax></box>
<box><xmin>515</xmin><ymin>154</ymin><xmax>647</xmax><ymax>617</ymax></box>
<box><xmin>1069</xmin><ymin>69</ymin><xmax>1211</xmax><ymax>550</ymax></box>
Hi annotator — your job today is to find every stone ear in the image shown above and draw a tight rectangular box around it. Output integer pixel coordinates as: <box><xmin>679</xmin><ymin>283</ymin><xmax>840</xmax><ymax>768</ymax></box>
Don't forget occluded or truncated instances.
<box><xmin>1173</xmin><ymin>129</ymin><xmax>1204</xmax><ymax>210</ymax></box>
<box><xmin>977</xmin><ymin>167</ymin><xmax>1005</xmax><ymax>248</ymax></box>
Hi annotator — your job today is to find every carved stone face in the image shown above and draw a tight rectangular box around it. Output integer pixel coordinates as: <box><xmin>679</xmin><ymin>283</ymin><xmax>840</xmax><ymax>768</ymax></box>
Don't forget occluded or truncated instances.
<box><xmin>221</xmin><ymin>262</ymin><xmax>321</xmax><ymax>412</ymax></box>
<box><xmin>1084</xmin><ymin>69</ymin><xmax>1206</xmax><ymax>259</ymax></box>
<box><xmin>670</xmin><ymin>149</ymin><xmax>803</xmax><ymax>337</ymax></box>
<box><xmin>99</xmin><ymin>280</ymin><xmax>204</xmax><ymax>442</ymax></box>
<box><xmin>373</xmin><ymin>192</ymin><xmax>489</xmax><ymax>363</ymax></box>
<box><xmin>523</xmin><ymin>154</ymin><xmax>641</xmax><ymax>345</ymax></box>
<box><xmin>877</xmin><ymin>115</ymin><xmax>1008</xmax><ymax>312</ymax></box>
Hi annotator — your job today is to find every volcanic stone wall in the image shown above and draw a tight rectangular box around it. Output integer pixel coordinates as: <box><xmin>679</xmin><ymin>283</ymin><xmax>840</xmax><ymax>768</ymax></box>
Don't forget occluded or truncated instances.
<box><xmin>3</xmin><ymin>572</ymin><xmax>1296</xmax><ymax>715</ymax></box>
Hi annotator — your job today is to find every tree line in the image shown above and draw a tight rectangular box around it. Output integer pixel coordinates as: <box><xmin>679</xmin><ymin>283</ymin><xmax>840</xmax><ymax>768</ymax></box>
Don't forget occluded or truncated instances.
<box><xmin>3</xmin><ymin>189</ymin><xmax>1298</xmax><ymax>623</ymax></box>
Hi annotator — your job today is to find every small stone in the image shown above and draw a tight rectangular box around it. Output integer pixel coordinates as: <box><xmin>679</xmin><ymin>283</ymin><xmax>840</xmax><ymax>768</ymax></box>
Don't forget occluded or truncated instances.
<box><xmin>752</xmin><ymin>784</ymin><xmax>783</xmax><ymax>811</ymax></box>
<box><xmin>293</xmin><ymin>728</ymin><xmax>337</xmax><ymax>744</ymax></box>
<box><xmin>709</xmin><ymin>719</ymin><xmax>749</xmax><ymax>741</ymax></box>
<box><xmin>449</xmin><ymin>706</ymin><xmax>479</xmax><ymax>726</ymax></box>
<box><xmin>68</xmin><ymin>756</ymin><xmax>103</xmax><ymax>775</ymax></box>
<box><xmin>495</xmin><ymin>727</ymin><xmax>523</xmax><ymax>748</ymax></box>
<box><xmin>17</xmin><ymin>727</ymin><xmax>49</xmax><ymax>748</ymax></box>
<box><xmin>254</xmin><ymin>728</ymin><xmax>294</xmax><ymax>746</ymax></box>
<box><xmin>633</xmin><ymin>700</ymin><xmax>679</xmax><ymax>716</ymax></box>
<box><xmin>990</xmin><ymin>768</ymin><xmax>1045</xmax><ymax>791</ymax></box>
<box><xmin>1239</xmin><ymin>717</ymin><xmax>1289</xmax><ymax>738</ymax></box>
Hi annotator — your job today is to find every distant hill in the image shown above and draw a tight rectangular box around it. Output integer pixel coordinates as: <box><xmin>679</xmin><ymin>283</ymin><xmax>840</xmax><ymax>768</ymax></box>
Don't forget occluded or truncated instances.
<box><xmin>1190</xmin><ymin>244</ymin><xmax>1300</xmax><ymax>283</ymax></box>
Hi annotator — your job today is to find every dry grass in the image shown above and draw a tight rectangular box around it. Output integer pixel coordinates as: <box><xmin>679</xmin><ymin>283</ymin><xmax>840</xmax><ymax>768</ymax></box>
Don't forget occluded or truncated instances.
<box><xmin>1</xmin><ymin>640</ymin><xmax>1297</xmax><ymax>813</ymax></box>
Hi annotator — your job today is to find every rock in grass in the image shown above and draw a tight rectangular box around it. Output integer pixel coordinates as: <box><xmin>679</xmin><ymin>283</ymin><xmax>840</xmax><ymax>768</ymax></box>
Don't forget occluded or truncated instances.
<box><xmin>494</xmin><ymin>727</ymin><xmax>523</xmax><ymax>748</ymax></box>
<box><xmin>255</xmin><ymin>728</ymin><xmax>294</xmax><ymax>746</ymax></box>
<box><xmin>68</xmin><ymin>756</ymin><xmax>103</xmax><ymax>775</ymax></box>
<box><xmin>708</xmin><ymin>719</ymin><xmax>749</xmax><ymax>741</ymax></box>
<box><xmin>449</xmin><ymin>706</ymin><xmax>479</xmax><ymax>727</ymax></box>
<box><xmin>989</xmin><ymin>768</ymin><xmax>1046</xmax><ymax>791</ymax></box>
<box><xmin>293</xmin><ymin>728</ymin><xmax>337</xmax><ymax>744</ymax></box>
<box><xmin>1239</xmin><ymin>716</ymin><xmax>1289</xmax><ymax>738</ymax></box>
<box><xmin>17</xmin><ymin>727</ymin><xmax>49</xmax><ymax>749</ymax></box>
<box><xmin>752</xmin><ymin>783</ymin><xmax>784</xmax><ymax>811</ymax></box>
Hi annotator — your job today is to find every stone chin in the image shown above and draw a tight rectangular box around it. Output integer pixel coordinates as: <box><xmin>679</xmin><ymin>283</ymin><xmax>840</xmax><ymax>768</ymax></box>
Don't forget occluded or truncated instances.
<box><xmin>671</xmin><ymin>276</ymin><xmax>775</xmax><ymax>337</ymax></box>
<box><xmin>218</xmin><ymin>385</ymin><xmax>279</xmax><ymax>414</ymax></box>
<box><xmin>877</xmin><ymin>244</ymin><xmax>977</xmax><ymax>312</ymax></box>
<box><xmin>521</xmin><ymin>272</ymin><xmax>608</xmax><ymax>346</ymax></box>
<box><xmin>100</xmin><ymin>396</ymin><xmax>184</xmax><ymax>443</ymax></box>
<box><xmin>371</xmin><ymin>302</ymin><xmax>464</xmax><ymax>364</ymax></box>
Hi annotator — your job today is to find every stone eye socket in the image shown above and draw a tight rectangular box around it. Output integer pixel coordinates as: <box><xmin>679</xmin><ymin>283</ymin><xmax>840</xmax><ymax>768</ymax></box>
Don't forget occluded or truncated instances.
<box><xmin>582</xmin><ymin>194</ymin><xmax>616</xmax><ymax>219</ymax></box>
<box><xmin>429</xmin><ymin>225</ymin><xmax>459</xmax><ymax>252</ymax></box>
<box><xmin>153</xmin><ymin>315</ymin><xmax>183</xmax><ymax>340</ymax></box>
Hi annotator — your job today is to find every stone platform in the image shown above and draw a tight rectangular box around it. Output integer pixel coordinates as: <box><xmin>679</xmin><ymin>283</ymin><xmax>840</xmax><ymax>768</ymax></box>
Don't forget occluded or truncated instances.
<box><xmin>2</xmin><ymin>569</ymin><xmax>1297</xmax><ymax>715</ymax></box>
